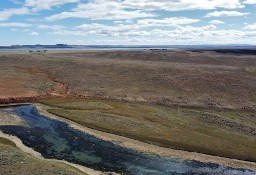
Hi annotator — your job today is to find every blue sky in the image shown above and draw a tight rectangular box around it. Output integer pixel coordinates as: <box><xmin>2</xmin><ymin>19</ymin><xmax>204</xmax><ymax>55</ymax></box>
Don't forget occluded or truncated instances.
<box><xmin>0</xmin><ymin>0</ymin><xmax>256</xmax><ymax>45</ymax></box>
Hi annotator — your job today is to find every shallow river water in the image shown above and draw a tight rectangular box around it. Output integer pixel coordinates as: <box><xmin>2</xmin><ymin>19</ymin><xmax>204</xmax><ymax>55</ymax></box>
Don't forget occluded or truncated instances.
<box><xmin>0</xmin><ymin>105</ymin><xmax>255</xmax><ymax>175</ymax></box>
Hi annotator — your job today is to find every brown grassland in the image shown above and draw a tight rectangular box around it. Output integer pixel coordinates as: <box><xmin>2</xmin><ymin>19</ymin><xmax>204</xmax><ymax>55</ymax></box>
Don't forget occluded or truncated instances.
<box><xmin>0</xmin><ymin>50</ymin><xmax>255</xmax><ymax>109</ymax></box>
<box><xmin>0</xmin><ymin>49</ymin><xmax>256</xmax><ymax>167</ymax></box>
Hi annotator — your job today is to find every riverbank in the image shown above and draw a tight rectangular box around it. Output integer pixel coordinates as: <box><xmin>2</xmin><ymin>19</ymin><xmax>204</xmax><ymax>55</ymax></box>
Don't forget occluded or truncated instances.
<box><xmin>0</xmin><ymin>131</ymin><xmax>119</xmax><ymax>175</ymax></box>
<box><xmin>0</xmin><ymin>105</ymin><xmax>119</xmax><ymax>175</ymax></box>
<box><xmin>1</xmin><ymin>102</ymin><xmax>256</xmax><ymax>172</ymax></box>
<box><xmin>35</xmin><ymin>103</ymin><xmax>256</xmax><ymax>171</ymax></box>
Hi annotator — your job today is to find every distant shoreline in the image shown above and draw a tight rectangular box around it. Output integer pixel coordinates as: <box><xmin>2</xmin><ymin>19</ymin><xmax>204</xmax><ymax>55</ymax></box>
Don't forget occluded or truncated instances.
<box><xmin>1</xmin><ymin>45</ymin><xmax>255</xmax><ymax>54</ymax></box>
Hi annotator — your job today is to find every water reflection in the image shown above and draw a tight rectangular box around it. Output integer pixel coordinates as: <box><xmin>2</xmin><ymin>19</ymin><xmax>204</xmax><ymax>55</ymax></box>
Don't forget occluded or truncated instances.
<box><xmin>0</xmin><ymin>105</ymin><xmax>255</xmax><ymax>175</ymax></box>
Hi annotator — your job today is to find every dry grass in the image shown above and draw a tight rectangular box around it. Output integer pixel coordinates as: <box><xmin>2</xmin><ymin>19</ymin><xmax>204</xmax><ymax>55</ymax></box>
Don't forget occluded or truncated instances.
<box><xmin>0</xmin><ymin>50</ymin><xmax>256</xmax><ymax>109</ymax></box>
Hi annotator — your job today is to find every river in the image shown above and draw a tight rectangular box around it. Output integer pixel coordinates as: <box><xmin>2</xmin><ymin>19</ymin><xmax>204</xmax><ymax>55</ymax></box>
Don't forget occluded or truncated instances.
<box><xmin>0</xmin><ymin>105</ymin><xmax>255</xmax><ymax>175</ymax></box>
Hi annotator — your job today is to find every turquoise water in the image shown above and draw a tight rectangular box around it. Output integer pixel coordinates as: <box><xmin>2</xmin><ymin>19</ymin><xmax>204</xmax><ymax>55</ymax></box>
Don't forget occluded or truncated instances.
<box><xmin>0</xmin><ymin>105</ymin><xmax>255</xmax><ymax>175</ymax></box>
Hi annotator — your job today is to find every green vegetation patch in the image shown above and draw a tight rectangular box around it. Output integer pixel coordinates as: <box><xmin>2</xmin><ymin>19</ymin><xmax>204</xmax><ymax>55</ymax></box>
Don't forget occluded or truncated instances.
<box><xmin>42</xmin><ymin>98</ymin><xmax>256</xmax><ymax>162</ymax></box>
<box><xmin>40</xmin><ymin>98</ymin><xmax>112</xmax><ymax>110</ymax></box>
<box><xmin>0</xmin><ymin>137</ymin><xmax>16</xmax><ymax>147</ymax></box>
<box><xmin>72</xmin><ymin>151</ymin><xmax>102</xmax><ymax>164</ymax></box>
<box><xmin>0</xmin><ymin>144</ymin><xmax>88</xmax><ymax>175</ymax></box>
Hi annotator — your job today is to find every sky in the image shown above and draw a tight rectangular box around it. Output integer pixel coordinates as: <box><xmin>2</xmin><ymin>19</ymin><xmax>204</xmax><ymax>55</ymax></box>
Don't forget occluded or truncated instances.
<box><xmin>0</xmin><ymin>0</ymin><xmax>256</xmax><ymax>45</ymax></box>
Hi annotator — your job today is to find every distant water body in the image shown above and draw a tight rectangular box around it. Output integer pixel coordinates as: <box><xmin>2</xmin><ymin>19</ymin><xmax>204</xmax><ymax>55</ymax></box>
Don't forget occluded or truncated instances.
<box><xmin>0</xmin><ymin>47</ymin><xmax>173</xmax><ymax>53</ymax></box>
<box><xmin>0</xmin><ymin>105</ymin><xmax>255</xmax><ymax>175</ymax></box>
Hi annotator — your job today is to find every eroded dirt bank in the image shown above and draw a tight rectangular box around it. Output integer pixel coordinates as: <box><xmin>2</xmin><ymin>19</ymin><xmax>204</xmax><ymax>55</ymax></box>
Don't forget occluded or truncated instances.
<box><xmin>0</xmin><ymin>66</ymin><xmax>71</xmax><ymax>104</ymax></box>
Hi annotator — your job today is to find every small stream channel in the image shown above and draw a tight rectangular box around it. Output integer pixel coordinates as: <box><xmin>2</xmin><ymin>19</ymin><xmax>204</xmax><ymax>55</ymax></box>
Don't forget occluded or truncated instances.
<box><xmin>0</xmin><ymin>105</ymin><xmax>255</xmax><ymax>175</ymax></box>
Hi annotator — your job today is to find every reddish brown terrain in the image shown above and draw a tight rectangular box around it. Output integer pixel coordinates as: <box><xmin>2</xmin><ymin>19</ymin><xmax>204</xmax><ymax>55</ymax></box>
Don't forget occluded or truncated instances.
<box><xmin>0</xmin><ymin>49</ymin><xmax>255</xmax><ymax>110</ymax></box>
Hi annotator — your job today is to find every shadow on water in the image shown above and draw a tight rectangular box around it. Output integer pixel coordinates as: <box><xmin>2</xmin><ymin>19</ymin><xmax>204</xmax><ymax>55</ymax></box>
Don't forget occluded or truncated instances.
<box><xmin>0</xmin><ymin>105</ymin><xmax>255</xmax><ymax>175</ymax></box>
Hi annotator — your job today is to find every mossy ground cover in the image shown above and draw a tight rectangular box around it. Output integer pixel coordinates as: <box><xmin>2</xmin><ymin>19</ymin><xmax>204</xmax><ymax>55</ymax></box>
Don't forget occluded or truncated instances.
<box><xmin>0</xmin><ymin>144</ymin><xmax>88</xmax><ymax>175</ymax></box>
<box><xmin>0</xmin><ymin>137</ymin><xmax>16</xmax><ymax>147</ymax></box>
<box><xmin>41</xmin><ymin>98</ymin><xmax>256</xmax><ymax>162</ymax></box>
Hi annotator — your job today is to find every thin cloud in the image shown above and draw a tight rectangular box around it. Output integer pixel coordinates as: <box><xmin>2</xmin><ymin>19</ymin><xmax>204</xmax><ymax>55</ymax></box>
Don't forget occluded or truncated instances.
<box><xmin>209</xmin><ymin>20</ymin><xmax>225</xmax><ymax>24</ymax></box>
<box><xmin>45</xmin><ymin>0</ymin><xmax>246</xmax><ymax>21</ymax></box>
<box><xmin>137</xmin><ymin>18</ymin><xmax>200</xmax><ymax>27</ymax></box>
<box><xmin>0</xmin><ymin>22</ymin><xmax>32</xmax><ymax>27</ymax></box>
<box><xmin>73</xmin><ymin>17</ymin><xmax>200</xmax><ymax>37</ymax></box>
<box><xmin>244</xmin><ymin>23</ymin><xmax>256</xmax><ymax>30</ymax></box>
<box><xmin>46</xmin><ymin>1</ymin><xmax>155</xmax><ymax>21</ymax></box>
<box><xmin>8</xmin><ymin>0</ymin><xmax>22</xmax><ymax>5</ymax></box>
<box><xmin>122</xmin><ymin>0</ymin><xmax>244</xmax><ymax>11</ymax></box>
<box><xmin>29</xmin><ymin>31</ymin><xmax>39</xmax><ymax>36</ymax></box>
<box><xmin>37</xmin><ymin>24</ymin><xmax>65</xmax><ymax>30</ymax></box>
<box><xmin>25</xmin><ymin>0</ymin><xmax>80</xmax><ymax>11</ymax></box>
<box><xmin>243</xmin><ymin>0</ymin><xmax>256</xmax><ymax>4</ymax></box>
<box><xmin>0</xmin><ymin>8</ymin><xmax>29</xmax><ymax>21</ymax></box>
<box><xmin>205</xmin><ymin>11</ymin><xmax>249</xmax><ymax>17</ymax></box>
